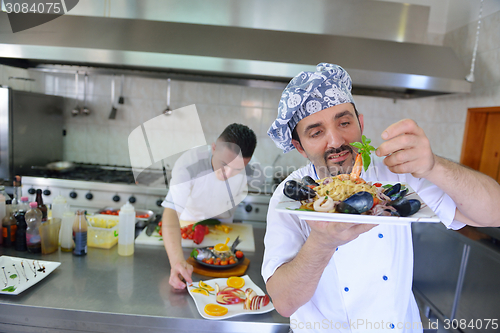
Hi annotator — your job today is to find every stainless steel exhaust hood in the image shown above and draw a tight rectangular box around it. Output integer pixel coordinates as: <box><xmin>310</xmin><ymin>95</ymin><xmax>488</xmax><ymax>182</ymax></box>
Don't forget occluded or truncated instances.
<box><xmin>0</xmin><ymin>0</ymin><xmax>471</xmax><ymax>98</ymax></box>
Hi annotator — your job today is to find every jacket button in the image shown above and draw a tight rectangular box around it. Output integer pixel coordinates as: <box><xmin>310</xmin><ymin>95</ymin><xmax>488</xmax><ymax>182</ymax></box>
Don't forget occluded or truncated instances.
<box><xmin>344</xmin><ymin>287</ymin><xmax>349</xmax><ymax>292</ymax></box>
<box><xmin>378</xmin><ymin>233</ymin><xmax>384</xmax><ymax>238</ymax></box>
<box><xmin>383</xmin><ymin>275</ymin><xmax>388</xmax><ymax>281</ymax></box>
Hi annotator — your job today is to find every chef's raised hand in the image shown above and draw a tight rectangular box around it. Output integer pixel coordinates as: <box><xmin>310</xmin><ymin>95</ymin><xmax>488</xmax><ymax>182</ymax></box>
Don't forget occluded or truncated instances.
<box><xmin>376</xmin><ymin>119</ymin><xmax>435</xmax><ymax>179</ymax></box>
<box><xmin>169</xmin><ymin>260</ymin><xmax>193</xmax><ymax>289</ymax></box>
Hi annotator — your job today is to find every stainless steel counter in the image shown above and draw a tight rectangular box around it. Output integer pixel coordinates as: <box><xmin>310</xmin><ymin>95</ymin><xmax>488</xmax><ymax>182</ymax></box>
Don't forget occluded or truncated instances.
<box><xmin>0</xmin><ymin>224</ymin><xmax>289</xmax><ymax>333</ymax></box>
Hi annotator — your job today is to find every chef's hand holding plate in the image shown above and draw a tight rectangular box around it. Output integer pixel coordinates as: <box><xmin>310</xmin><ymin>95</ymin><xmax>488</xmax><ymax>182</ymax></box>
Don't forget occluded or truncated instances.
<box><xmin>169</xmin><ymin>260</ymin><xmax>193</xmax><ymax>289</ymax></box>
<box><xmin>305</xmin><ymin>220</ymin><xmax>378</xmax><ymax>250</ymax></box>
<box><xmin>377</xmin><ymin>119</ymin><xmax>435</xmax><ymax>179</ymax></box>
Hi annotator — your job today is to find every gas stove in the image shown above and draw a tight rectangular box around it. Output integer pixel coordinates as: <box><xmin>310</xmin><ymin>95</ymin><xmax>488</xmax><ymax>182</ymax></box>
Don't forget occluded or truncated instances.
<box><xmin>21</xmin><ymin>163</ymin><xmax>169</xmax><ymax>215</ymax></box>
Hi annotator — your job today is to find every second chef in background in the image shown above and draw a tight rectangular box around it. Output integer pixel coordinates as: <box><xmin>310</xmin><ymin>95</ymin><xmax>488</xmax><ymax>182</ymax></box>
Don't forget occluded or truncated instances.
<box><xmin>161</xmin><ymin>123</ymin><xmax>261</xmax><ymax>289</ymax></box>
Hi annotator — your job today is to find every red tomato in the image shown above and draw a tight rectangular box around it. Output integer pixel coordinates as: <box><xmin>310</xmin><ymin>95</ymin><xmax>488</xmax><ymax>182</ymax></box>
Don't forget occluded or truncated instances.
<box><xmin>181</xmin><ymin>233</ymin><xmax>187</xmax><ymax>239</ymax></box>
<box><xmin>229</xmin><ymin>259</ymin><xmax>236</xmax><ymax>265</ymax></box>
<box><xmin>158</xmin><ymin>229</ymin><xmax>162</xmax><ymax>236</ymax></box>
<box><xmin>220</xmin><ymin>260</ymin><xmax>228</xmax><ymax>266</ymax></box>
<box><xmin>206</xmin><ymin>258</ymin><xmax>214</xmax><ymax>265</ymax></box>
<box><xmin>188</xmin><ymin>233</ymin><xmax>194</xmax><ymax>240</ymax></box>
<box><xmin>235</xmin><ymin>251</ymin><xmax>244</xmax><ymax>259</ymax></box>
<box><xmin>373</xmin><ymin>183</ymin><xmax>382</xmax><ymax>187</ymax></box>
<box><xmin>158</xmin><ymin>221</ymin><xmax>162</xmax><ymax>227</ymax></box>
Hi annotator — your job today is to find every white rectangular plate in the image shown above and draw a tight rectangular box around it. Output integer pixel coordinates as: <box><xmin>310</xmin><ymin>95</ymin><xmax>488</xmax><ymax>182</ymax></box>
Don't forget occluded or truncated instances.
<box><xmin>0</xmin><ymin>256</ymin><xmax>61</xmax><ymax>295</ymax></box>
<box><xmin>187</xmin><ymin>275</ymin><xmax>274</xmax><ymax>320</ymax></box>
<box><xmin>275</xmin><ymin>183</ymin><xmax>440</xmax><ymax>225</ymax></box>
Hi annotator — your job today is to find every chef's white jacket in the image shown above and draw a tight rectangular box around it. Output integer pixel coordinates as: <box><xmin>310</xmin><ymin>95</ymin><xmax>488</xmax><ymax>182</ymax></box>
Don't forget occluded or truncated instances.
<box><xmin>262</xmin><ymin>156</ymin><xmax>465</xmax><ymax>333</ymax></box>
<box><xmin>162</xmin><ymin>145</ymin><xmax>248</xmax><ymax>223</ymax></box>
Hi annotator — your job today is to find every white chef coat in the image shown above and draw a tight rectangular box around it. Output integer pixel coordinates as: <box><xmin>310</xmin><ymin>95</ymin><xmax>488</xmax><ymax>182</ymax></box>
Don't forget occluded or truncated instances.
<box><xmin>161</xmin><ymin>145</ymin><xmax>248</xmax><ymax>223</ymax></box>
<box><xmin>262</xmin><ymin>155</ymin><xmax>465</xmax><ymax>333</ymax></box>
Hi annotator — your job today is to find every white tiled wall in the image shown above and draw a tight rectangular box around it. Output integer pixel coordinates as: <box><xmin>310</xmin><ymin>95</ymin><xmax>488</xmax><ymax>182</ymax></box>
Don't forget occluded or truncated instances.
<box><xmin>1</xmin><ymin>9</ymin><xmax>499</xmax><ymax>176</ymax></box>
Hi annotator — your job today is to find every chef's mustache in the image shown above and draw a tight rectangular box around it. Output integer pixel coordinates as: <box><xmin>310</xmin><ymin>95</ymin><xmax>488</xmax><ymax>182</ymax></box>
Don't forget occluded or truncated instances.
<box><xmin>323</xmin><ymin>145</ymin><xmax>354</xmax><ymax>160</ymax></box>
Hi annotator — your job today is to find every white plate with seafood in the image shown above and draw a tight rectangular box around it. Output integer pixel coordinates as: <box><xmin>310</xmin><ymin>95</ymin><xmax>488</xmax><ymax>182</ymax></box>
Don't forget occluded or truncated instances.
<box><xmin>276</xmin><ymin>182</ymin><xmax>441</xmax><ymax>225</ymax></box>
<box><xmin>0</xmin><ymin>256</ymin><xmax>61</xmax><ymax>295</ymax></box>
<box><xmin>187</xmin><ymin>275</ymin><xmax>274</xmax><ymax>320</ymax></box>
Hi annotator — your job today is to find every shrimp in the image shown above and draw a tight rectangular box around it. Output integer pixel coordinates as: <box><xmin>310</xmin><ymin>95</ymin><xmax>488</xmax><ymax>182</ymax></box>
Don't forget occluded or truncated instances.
<box><xmin>350</xmin><ymin>153</ymin><xmax>363</xmax><ymax>181</ymax></box>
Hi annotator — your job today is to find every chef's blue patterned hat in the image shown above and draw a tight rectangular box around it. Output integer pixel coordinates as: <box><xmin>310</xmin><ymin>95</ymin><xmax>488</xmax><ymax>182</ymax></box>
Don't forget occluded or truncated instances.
<box><xmin>267</xmin><ymin>63</ymin><xmax>355</xmax><ymax>153</ymax></box>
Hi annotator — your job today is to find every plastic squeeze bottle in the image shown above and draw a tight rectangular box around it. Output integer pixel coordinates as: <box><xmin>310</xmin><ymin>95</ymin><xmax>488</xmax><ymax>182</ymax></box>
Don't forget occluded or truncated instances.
<box><xmin>52</xmin><ymin>194</ymin><xmax>67</xmax><ymax>220</ymax></box>
<box><xmin>118</xmin><ymin>202</ymin><xmax>135</xmax><ymax>256</ymax></box>
<box><xmin>60</xmin><ymin>210</ymin><xmax>75</xmax><ymax>252</ymax></box>
<box><xmin>25</xmin><ymin>202</ymin><xmax>42</xmax><ymax>253</ymax></box>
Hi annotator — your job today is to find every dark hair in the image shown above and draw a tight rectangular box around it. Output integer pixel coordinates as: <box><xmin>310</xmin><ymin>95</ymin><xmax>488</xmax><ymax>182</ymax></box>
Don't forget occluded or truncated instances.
<box><xmin>291</xmin><ymin>103</ymin><xmax>360</xmax><ymax>146</ymax></box>
<box><xmin>218</xmin><ymin>123</ymin><xmax>257</xmax><ymax>158</ymax></box>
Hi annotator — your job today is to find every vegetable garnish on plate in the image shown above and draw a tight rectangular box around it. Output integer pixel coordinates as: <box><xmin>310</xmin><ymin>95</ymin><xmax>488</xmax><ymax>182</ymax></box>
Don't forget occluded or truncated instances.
<box><xmin>351</xmin><ymin>134</ymin><xmax>376</xmax><ymax>173</ymax></box>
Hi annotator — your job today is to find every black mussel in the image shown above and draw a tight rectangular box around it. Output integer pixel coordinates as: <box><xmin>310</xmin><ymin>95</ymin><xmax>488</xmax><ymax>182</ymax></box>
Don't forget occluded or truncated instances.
<box><xmin>389</xmin><ymin>197</ymin><xmax>410</xmax><ymax>217</ymax></box>
<box><xmin>302</xmin><ymin>176</ymin><xmax>319</xmax><ymax>187</ymax></box>
<box><xmin>283</xmin><ymin>180</ymin><xmax>316</xmax><ymax>201</ymax></box>
<box><xmin>389</xmin><ymin>197</ymin><xmax>421</xmax><ymax>217</ymax></box>
<box><xmin>408</xmin><ymin>199</ymin><xmax>421</xmax><ymax>216</ymax></box>
<box><xmin>384</xmin><ymin>183</ymin><xmax>401</xmax><ymax>198</ymax></box>
<box><xmin>389</xmin><ymin>188</ymin><xmax>408</xmax><ymax>201</ymax></box>
<box><xmin>336</xmin><ymin>202</ymin><xmax>361</xmax><ymax>214</ymax></box>
<box><xmin>340</xmin><ymin>191</ymin><xmax>374</xmax><ymax>214</ymax></box>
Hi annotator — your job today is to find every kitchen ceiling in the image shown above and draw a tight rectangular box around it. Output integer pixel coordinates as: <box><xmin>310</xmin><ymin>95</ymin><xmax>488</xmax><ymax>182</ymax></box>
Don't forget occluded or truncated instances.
<box><xmin>0</xmin><ymin>0</ymin><xmax>471</xmax><ymax>98</ymax></box>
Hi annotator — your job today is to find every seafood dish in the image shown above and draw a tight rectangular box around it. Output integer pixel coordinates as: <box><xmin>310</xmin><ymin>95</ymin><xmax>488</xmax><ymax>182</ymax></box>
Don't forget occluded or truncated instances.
<box><xmin>190</xmin><ymin>237</ymin><xmax>245</xmax><ymax>270</ymax></box>
<box><xmin>283</xmin><ymin>175</ymin><xmax>421</xmax><ymax>218</ymax></box>
<box><xmin>278</xmin><ymin>138</ymin><xmax>440</xmax><ymax>224</ymax></box>
<box><xmin>282</xmin><ymin>145</ymin><xmax>422</xmax><ymax>217</ymax></box>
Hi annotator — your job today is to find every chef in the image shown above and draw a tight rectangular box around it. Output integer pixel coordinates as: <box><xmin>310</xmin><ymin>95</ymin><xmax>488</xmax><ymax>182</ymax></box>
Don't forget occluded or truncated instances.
<box><xmin>262</xmin><ymin>63</ymin><xmax>500</xmax><ymax>333</ymax></box>
<box><xmin>162</xmin><ymin>123</ymin><xmax>260</xmax><ymax>289</ymax></box>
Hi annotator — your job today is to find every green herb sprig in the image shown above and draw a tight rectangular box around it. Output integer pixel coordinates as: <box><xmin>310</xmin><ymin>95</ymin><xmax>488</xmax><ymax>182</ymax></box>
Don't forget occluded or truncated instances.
<box><xmin>351</xmin><ymin>135</ymin><xmax>376</xmax><ymax>172</ymax></box>
<box><xmin>2</xmin><ymin>286</ymin><xmax>16</xmax><ymax>292</ymax></box>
